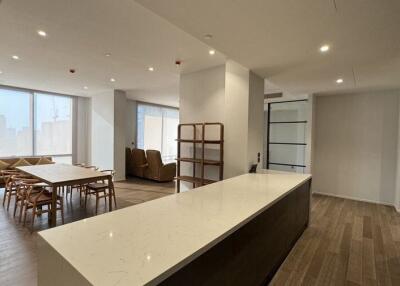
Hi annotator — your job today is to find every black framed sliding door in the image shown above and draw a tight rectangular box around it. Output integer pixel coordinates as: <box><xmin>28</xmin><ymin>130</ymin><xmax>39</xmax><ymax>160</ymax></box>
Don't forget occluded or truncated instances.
<box><xmin>266</xmin><ymin>99</ymin><xmax>308</xmax><ymax>173</ymax></box>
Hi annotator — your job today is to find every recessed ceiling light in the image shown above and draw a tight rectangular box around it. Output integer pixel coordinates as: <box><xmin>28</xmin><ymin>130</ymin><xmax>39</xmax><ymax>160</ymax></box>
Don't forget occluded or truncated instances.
<box><xmin>37</xmin><ymin>30</ymin><xmax>47</xmax><ymax>37</ymax></box>
<box><xmin>320</xmin><ymin>45</ymin><xmax>330</xmax><ymax>53</ymax></box>
<box><xmin>83</xmin><ymin>86</ymin><xmax>88</xmax><ymax>90</ymax></box>
<box><xmin>336</xmin><ymin>78</ymin><xmax>344</xmax><ymax>84</ymax></box>
<box><xmin>105</xmin><ymin>53</ymin><xmax>111</xmax><ymax>57</ymax></box>
<box><xmin>0</xmin><ymin>70</ymin><xmax>2</xmax><ymax>74</ymax></box>
<box><xmin>209</xmin><ymin>49</ymin><xmax>216</xmax><ymax>55</ymax></box>
<box><xmin>148</xmin><ymin>66</ymin><xmax>154</xmax><ymax>72</ymax></box>
<box><xmin>12</xmin><ymin>55</ymin><xmax>19</xmax><ymax>60</ymax></box>
<box><xmin>110</xmin><ymin>78</ymin><xmax>116</xmax><ymax>82</ymax></box>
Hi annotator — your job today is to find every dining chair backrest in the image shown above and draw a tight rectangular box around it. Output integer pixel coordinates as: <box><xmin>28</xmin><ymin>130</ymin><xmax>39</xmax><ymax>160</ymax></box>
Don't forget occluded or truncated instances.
<box><xmin>100</xmin><ymin>170</ymin><xmax>116</xmax><ymax>181</ymax></box>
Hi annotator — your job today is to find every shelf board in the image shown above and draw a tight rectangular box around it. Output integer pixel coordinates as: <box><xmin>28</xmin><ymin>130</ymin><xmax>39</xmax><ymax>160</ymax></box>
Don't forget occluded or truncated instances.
<box><xmin>175</xmin><ymin>176</ymin><xmax>216</xmax><ymax>185</ymax></box>
<box><xmin>176</xmin><ymin>139</ymin><xmax>223</xmax><ymax>144</ymax></box>
<box><xmin>176</xmin><ymin>158</ymin><xmax>222</xmax><ymax>166</ymax></box>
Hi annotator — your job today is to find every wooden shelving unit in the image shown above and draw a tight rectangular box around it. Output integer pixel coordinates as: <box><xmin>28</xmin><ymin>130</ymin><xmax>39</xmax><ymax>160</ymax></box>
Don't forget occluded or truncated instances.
<box><xmin>176</xmin><ymin>122</ymin><xmax>224</xmax><ymax>193</ymax></box>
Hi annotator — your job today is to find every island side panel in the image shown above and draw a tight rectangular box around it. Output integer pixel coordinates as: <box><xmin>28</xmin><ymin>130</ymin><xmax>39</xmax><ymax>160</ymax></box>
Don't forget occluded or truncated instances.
<box><xmin>37</xmin><ymin>236</ymin><xmax>92</xmax><ymax>286</ymax></box>
<box><xmin>158</xmin><ymin>178</ymin><xmax>311</xmax><ymax>286</ymax></box>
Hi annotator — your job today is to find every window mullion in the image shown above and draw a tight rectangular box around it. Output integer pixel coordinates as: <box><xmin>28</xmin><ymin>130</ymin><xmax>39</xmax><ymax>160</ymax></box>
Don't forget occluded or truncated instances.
<box><xmin>32</xmin><ymin>92</ymin><xmax>35</xmax><ymax>156</ymax></box>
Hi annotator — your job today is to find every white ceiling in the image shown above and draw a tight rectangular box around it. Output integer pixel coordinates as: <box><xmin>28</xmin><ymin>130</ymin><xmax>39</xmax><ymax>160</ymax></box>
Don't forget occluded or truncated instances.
<box><xmin>136</xmin><ymin>0</ymin><xmax>400</xmax><ymax>96</ymax></box>
<box><xmin>0</xmin><ymin>0</ymin><xmax>225</xmax><ymax>106</ymax></box>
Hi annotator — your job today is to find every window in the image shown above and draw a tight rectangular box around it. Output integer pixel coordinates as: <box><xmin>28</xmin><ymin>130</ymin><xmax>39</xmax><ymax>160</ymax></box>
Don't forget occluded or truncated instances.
<box><xmin>0</xmin><ymin>87</ymin><xmax>74</xmax><ymax>163</ymax></box>
<box><xmin>0</xmin><ymin>89</ymin><xmax>33</xmax><ymax>156</ymax></box>
<box><xmin>137</xmin><ymin>103</ymin><xmax>179</xmax><ymax>162</ymax></box>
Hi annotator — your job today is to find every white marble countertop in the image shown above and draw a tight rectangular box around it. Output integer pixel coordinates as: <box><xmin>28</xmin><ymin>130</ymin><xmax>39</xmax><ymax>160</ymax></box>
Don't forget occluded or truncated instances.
<box><xmin>38</xmin><ymin>170</ymin><xmax>311</xmax><ymax>286</ymax></box>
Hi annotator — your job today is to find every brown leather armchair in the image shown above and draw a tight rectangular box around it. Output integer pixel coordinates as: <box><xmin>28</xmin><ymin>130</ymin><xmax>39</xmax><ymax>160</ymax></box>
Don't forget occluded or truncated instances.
<box><xmin>144</xmin><ymin>150</ymin><xmax>176</xmax><ymax>182</ymax></box>
<box><xmin>130</xmin><ymin>149</ymin><xmax>148</xmax><ymax>178</ymax></box>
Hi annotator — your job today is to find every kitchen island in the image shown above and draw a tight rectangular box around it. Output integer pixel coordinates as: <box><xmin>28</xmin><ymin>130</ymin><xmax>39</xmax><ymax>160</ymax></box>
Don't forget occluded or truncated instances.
<box><xmin>37</xmin><ymin>170</ymin><xmax>311</xmax><ymax>286</ymax></box>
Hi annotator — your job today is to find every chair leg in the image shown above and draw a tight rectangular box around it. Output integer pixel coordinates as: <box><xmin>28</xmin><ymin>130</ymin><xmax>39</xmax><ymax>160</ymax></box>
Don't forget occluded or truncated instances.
<box><xmin>2</xmin><ymin>188</ymin><xmax>7</xmax><ymax>206</ymax></box>
<box><xmin>60</xmin><ymin>198</ymin><xmax>65</xmax><ymax>225</ymax></box>
<box><xmin>13</xmin><ymin>197</ymin><xmax>18</xmax><ymax>217</ymax></box>
<box><xmin>112</xmin><ymin>188</ymin><xmax>117</xmax><ymax>208</ymax></box>
<box><xmin>19</xmin><ymin>201</ymin><xmax>24</xmax><ymax>223</ymax></box>
<box><xmin>6</xmin><ymin>192</ymin><xmax>12</xmax><ymax>211</ymax></box>
<box><xmin>84</xmin><ymin>190</ymin><xmax>88</xmax><ymax>208</ymax></box>
<box><xmin>23</xmin><ymin>205</ymin><xmax>28</xmax><ymax>225</ymax></box>
<box><xmin>31</xmin><ymin>206</ymin><xmax>36</xmax><ymax>232</ymax></box>
<box><xmin>95</xmin><ymin>194</ymin><xmax>99</xmax><ymax>215</ymax></box>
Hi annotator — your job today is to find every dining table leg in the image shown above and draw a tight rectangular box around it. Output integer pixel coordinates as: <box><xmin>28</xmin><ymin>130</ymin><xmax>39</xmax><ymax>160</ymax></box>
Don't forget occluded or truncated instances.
<box><xmin>108</xmin><ymin>176</ymin><xmax>113</xmax><ymax>211</ymax></box>
<box><xmin>50</xmin><ymin>185</ymin><xmax>57</xmax><ymax>227</ymax></box>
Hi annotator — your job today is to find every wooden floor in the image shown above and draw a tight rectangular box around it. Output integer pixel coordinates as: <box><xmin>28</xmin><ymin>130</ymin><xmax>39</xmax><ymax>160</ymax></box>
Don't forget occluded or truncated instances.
<box><xmin>271</xmin><ymin>194</ymin><xmax>400</xmax><ymax>286</ymax></box>
<box><xmin>0</xmin><ymin>177</ymin><xmax>175</xmax><ymax>286</ymax></box>
<box><xmin>1</xmin><ymin>186</ymin><xmax>399</xmax><ymax>286</ymax></box>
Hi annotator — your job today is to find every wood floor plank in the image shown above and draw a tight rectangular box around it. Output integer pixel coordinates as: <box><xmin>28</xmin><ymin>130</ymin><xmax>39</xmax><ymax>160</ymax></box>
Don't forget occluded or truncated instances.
<box><xmin>2</xmin><ymin>186</ymin><xmax>400</xmax><ymax>286</ymax></box>
<box><xmin>346</xmin><ymin>239</ymin><xmax>363</xmax><ymax>285</ymax></box>
<box><xmin>0</xmin><ymin>178</ymin><xmax>175</xmax><ymax>286</ymax></box>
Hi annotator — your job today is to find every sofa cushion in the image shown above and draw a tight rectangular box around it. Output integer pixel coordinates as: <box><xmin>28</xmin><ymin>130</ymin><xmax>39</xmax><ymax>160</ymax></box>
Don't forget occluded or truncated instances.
<box><xmin>10</xmin><ymin>158</ymin><xmax>32</xmax><ymax>169</ymax></box>
<box><xmin>0</xmin><ymin>160</ymin><xmax>10</xmax><ymax>171</ymax></box>
<box><xmin>37</xmin><ymin>157</ymin><xmax>53</xmax><ymax>165</ymax></box>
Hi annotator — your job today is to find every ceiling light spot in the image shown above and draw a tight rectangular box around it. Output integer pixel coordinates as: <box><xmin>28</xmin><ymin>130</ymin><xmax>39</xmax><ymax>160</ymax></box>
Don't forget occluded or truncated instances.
<box><xmin>12</xmin><ymin>55</ymin><xmax>19</xmax><ymax>60</ymax></box>
<box><xmin>320</xmin><ymin>45</ymin><xmax>330</xmax><ymax>53</ymax></box>
<box><xmin>83</xmin><ymin>86</ymin><xmax>88</xmax><ymax>90</ymax></box>
<box><xmin>37</xmin><ymin>30</ymin><xmax>47</xmax><ymax>37</ymax></box>
<box><xmin>0</xmin><ymin>70</ymin><xmax>2</xmax><ymax>74</ymax></box>
<box><xmin>105</xmin><ymin>53</ymin><xmax>111</xmax><ymax>57</ymax></box>
<box><xmin>209</xmin><ymin>49</ymin><xmax>216</xmax><ymax>55</ymax></box>
<box><xmin>148</xmin><ymin>66</ymin><xmax>154</xmax><ymax>72</ymax></box>
<box><xmin>110</xmin><ymin>78</ymin><xmax>116</xmax><ymax>82</ymax></box>
<box><xmin>336</xmin><ymin>78</ymin><xmax>344</xmax><ymax>84</ymax></box>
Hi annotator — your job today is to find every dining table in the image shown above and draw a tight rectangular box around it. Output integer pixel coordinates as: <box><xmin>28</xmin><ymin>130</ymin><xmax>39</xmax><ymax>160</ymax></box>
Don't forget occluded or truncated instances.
<box><xmin>16</xmin><ymin>163</ymin><xmax>114</xmax><ymax>227</ymax></box>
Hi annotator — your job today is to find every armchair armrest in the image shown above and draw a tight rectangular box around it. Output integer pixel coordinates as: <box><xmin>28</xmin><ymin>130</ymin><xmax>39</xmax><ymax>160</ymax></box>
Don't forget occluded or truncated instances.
<box><xmin>159</xmin><ymin>163</ymin><xmax>176</xmax><ymax>182</ymax></box>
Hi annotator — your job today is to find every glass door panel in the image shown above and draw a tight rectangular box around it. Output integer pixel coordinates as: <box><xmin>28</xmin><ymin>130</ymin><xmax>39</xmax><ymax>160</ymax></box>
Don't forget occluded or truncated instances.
<box><xmin>266</xmin><ymin>100</ymin><xmax>308</xmax><ymax>173</ymax></box>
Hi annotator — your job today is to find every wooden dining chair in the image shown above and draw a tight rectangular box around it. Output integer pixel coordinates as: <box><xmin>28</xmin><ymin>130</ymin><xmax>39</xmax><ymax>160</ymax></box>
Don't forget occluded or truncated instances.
<box><xmin>63</xmin><ymin>164</ymin><xmax>96</xmax><ymax>201</ymax></box>
<box><xmin>2</xmin><ymin>170</ymin><xmax>19</xmax><ymax>207</ymax></box>
<box><xmin>2</xmin><ymin>171</ymin><xmax>31</xmax><ymax>211</ymax></box>
<box><xmin>22</xmin><ymin>181</ymin><xmax>65</xmax><ymax>232</ymax></box>
<box><xmin>12</xmin><ymin>177</ymin><xmax>43</xmax><ymax>222</ymax></box>
<box><xmin>84</xmin><ymin>170</ymin><xmax>116</xmax><ymax>215</ymax></box>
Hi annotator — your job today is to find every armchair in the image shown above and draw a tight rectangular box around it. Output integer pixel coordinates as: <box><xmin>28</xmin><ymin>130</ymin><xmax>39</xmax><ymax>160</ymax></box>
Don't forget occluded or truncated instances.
<box><xmin>144</xmin><ymin>150</ymin><xmax>176</xmax><ymax>182</ymax></box>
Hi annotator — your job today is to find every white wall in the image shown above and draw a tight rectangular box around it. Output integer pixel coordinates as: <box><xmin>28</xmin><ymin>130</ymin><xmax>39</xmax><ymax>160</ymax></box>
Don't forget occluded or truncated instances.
<box><xmin>224</xmin><ymin>61</ymin><xmax>250</xmax><ymax>178</ymax></box>
<box><xmin>179</xmin><ymin>61</ymin><xmax>265</xmax><ymax>189</ymax></box>
<box><xmin>125</xmin><ymin>99</ymin><xmax>137</xmax><ymax>148</ymax></box>
<box><xmin>91</xmin><ymin>91</ymin><xmax>114</xmax><ymax>171</ymax></box>
<box><xmin>179</xmin><ymin>65</ymin><xmax>226</xmax><ymax>189</ymax></box>
<box><xmin>313</xmin><ymin>91</ymin><xmax>399</xmax><ymax>205</ymax></box>
<box><xmin>247</xmin><ymin>71</ymin><xmax>265</xmax><ymax>169</ymax></box>
<box><xmin>114</xmin><ymin>90</ymin><xmax>127</xmax><ymax>181</ymax></box>
<box><xmin>180</xmin><ymin>65</ymin><xmax>226</xmax><ymax>126</ymax></box>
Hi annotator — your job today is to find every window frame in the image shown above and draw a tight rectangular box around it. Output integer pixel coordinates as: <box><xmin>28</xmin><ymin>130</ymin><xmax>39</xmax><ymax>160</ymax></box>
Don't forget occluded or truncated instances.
<box><xmin>0</xmin><ymin>84</ymin><xmax>75</xmax><ymax>161</ymax></box>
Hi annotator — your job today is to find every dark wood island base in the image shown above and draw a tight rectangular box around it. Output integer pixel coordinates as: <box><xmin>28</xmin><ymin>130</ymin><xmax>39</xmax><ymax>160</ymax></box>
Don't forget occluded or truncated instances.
<box><xmin>160</xmin><ymin>179</ymin><xmax>311</xmax><ymax>286</ymax></box>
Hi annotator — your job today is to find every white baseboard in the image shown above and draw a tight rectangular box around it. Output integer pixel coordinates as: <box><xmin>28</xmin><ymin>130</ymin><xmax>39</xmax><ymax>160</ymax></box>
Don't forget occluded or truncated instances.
<box><xmin>313</xmin><ymin>191</ymin><xmax>399</xmax><ymax>212</ymax></box>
